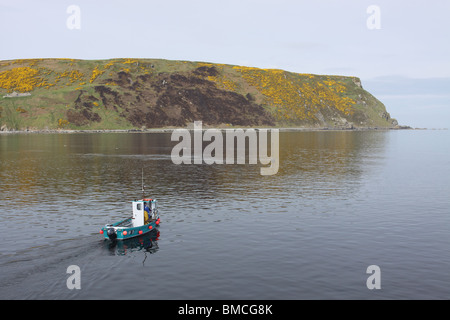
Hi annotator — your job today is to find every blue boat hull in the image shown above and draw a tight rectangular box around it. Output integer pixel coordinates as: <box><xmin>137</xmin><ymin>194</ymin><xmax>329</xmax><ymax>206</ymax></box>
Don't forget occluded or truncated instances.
<box><xmin>101</xmin><ymin>217</ymin><xmax>160</xmax><ymax>241</ymax></box>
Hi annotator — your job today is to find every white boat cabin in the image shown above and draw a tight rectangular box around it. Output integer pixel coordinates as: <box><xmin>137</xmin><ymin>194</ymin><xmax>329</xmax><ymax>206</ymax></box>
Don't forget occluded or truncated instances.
<box><xmin>132</xmin><ymin>199</ymin><xmax>157</xmax><ymax>227</ymax></box>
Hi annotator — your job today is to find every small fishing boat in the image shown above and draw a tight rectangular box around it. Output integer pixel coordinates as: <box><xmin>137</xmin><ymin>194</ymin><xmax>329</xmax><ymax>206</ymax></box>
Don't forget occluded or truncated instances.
<box><xmin>100</xmin><ymin>198</ymin><xmax>160</xmax><ymax>241</ymax></box>
<box><xmin>100</xmin><ymin>171</ymin><xmax>161</xmax><ymax>241</ymax></box>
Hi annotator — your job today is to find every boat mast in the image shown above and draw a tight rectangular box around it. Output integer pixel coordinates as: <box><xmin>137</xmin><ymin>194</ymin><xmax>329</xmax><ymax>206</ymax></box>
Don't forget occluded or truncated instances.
<box><xmin>141</xmin><ymin>167</ymin><xmax>145</xmax><ymax>199</ymax></box>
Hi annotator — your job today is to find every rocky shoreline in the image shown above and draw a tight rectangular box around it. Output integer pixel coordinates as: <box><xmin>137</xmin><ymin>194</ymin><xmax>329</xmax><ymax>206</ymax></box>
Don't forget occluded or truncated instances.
<box><xmin>0</xmin><ymin>125</ymin><xmax>416</xmax><ymax>135</ymax></box>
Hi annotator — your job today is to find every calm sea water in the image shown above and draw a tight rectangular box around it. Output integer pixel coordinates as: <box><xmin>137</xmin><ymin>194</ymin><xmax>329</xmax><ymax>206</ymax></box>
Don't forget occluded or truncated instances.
<box><xmin>0</xmin><ymin>130</ymin><xmax>449</xmax><ymax>300</ymax></box>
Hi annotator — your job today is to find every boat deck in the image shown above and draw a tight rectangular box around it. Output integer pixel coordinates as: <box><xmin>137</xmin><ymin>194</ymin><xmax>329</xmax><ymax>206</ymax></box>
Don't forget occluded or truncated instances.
<box><xmin>114</xmin><ymin>217</ymin><xmax>158</xmax><ymax>228</ymax></box>
<box><xmin>116</xmin><ymin>219</ymin><xmax>132</xmax><ymax>228</ymax></box>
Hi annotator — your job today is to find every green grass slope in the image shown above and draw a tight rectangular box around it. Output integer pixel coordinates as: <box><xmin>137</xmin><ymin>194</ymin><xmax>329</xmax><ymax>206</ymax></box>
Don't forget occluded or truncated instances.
<box><xmin>0</xmin><ymin>58</ymin><xmax>398</xmax><ymax>130</ymax></box>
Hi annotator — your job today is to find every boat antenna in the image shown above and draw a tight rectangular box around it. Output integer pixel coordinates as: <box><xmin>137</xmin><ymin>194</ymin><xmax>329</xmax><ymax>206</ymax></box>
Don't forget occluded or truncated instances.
<box><xmin>141</xmin><ymin>167</ymin><xmax>145</xmax><ymax>199</ymax></box>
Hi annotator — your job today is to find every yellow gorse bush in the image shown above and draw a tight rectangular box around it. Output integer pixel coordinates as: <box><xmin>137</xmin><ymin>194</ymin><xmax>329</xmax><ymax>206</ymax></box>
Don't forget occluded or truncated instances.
<box><xmin>12</xmin><ymin>59</ymin><xmax>44</xmax><ymax>67</ymax></box>
<box><xmin>104</xmin><ymin>62</ymin><xmax>115</xmax><ymax>69</ymax></box>
<box><xmin>123</xmin><ymin>59</ymin><xmax>138</xmax><ymax>64</ymax></box>
<box><xmin>207</xmin><ymin>74</ymin><xmax>238</xmax><ymax>92</ymax></box>
<box><xmin>233</xmin><ymin>66</ymin><xmax>355</xmax><ymax>121</ymax></box>
<box><xmin>0</xmin><ymin>67</ymin><xmax>44</xmax><ymax>92</ymax></box>
<box><xmin>90</xmin><ymin>66</ymin><xmax>104</xmax><ymax>83</ymax></box>
<box><xmin>68</xmin><ymin>70</ymin><xmax>84</xmax><ymax>82</ymax></box>
<box><xmin>58</xmin><ymin>118</ymin><xmax>70</xmax><ymax>128</ymax></box>
<box><xmin>197</xmin><ymin>63</ymin><xmax>239</xmax><ymax>92</ymax></box>
<box><xmin>56</xmin><ymin>69</ymin><xmax>84</xmax><ymax>84</ymax></box>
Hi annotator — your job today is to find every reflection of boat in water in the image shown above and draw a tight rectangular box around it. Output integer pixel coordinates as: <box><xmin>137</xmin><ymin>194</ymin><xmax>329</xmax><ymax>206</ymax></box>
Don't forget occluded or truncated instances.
<box><xmin>104</xmin><ymin>229</ymin><xmax>160</xmax><ymax>256</ymax></box>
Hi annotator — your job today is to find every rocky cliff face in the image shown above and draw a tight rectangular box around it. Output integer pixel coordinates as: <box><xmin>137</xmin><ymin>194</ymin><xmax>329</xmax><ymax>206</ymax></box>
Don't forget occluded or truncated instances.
<box><xmin>0</xmin><ymin>58</ymin><xmax>398</xmax><ymax>130</ymax></box>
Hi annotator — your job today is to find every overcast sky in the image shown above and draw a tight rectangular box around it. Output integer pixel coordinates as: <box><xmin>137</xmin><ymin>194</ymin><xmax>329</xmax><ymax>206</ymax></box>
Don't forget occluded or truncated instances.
<box><xmin>1</xmin><ymin>0</ymin><xmax>449</xmax><ymax>128</ymax></box>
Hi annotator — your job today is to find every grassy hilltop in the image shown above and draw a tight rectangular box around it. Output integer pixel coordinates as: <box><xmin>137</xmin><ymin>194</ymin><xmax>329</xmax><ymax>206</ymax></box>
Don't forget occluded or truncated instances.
<box><xmin>0</xmin><ymin>58</ymin><xmax>398</xmax><ymax>131</ymax></box>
